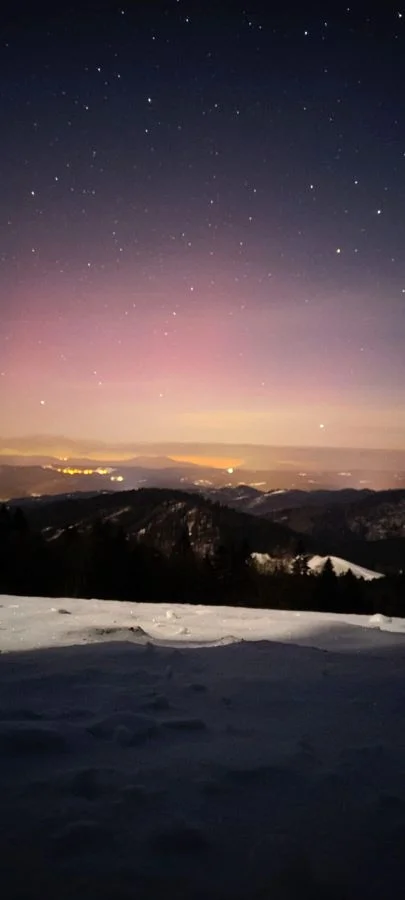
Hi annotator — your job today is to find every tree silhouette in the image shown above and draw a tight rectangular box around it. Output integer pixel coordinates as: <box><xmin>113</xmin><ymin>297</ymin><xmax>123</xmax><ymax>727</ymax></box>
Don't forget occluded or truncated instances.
<box><xmin>339</xmin><ymin>568</ymin><xmax>364</xmax><ymax>613</ymax></box>
<box><xmin>313</xmin><ymin>557</ymin><xmax>339</xmax><ymax>612</ymax></box>
<box><xmin>292</xmin><ymin>554</ymin><xmax>309</xmax><ymax>577</ymax></box>
<box><xmin>13</xmin><ymin>507</ymin><xmax>29</xmax><ymax>534</ymax></box>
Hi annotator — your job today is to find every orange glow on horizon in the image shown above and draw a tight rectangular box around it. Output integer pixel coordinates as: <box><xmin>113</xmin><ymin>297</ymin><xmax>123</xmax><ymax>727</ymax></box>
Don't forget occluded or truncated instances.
<box><xmin>170</xmin><ymin>455</ymin><xmax>243</xmax><ymax>469</ymax></box>
<box><xmin>0</xmin><ymin>445</ymin><xmax>244</xmax><ymax>470</ymax></box>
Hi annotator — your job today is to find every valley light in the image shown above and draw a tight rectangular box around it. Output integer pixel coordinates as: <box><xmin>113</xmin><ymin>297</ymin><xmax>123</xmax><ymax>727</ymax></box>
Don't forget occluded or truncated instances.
<box><xmin>227</xmin><ymin>467</ymin><xmax>234</xmax><ymax>474</ymax></box>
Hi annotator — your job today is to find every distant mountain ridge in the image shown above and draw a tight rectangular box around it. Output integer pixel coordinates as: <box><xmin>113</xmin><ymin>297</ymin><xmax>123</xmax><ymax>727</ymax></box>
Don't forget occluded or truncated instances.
<box><xmin>205</xmin><ymin>485</ymin><xmax>374</xmax><ymax>513</ymax></box>
<box><xmin>201</xmin><ymin>484</ymin><xmax>405</xmax><ymax>539</ymax></box>
<box><xmin>1</xmin><ymin>456</ymin><xmax>405</xmax><ymax>501</ymax></box>
<box><xmin>204</xmin><ymin>485</ymin><xmax>405</xmax><ymax>574</ymax></box>
<box><xmin>4</xmin><ymin>482</ymin><xmax>405</xmax><ymax>574</ymax></box>
<box><xmin>264</xmin><ymin>489</ymin><xmax>405</xmax><ymax>541</ymax></box>
<box><xmin>18</xmin><ymin>487</ymin><xmax>303</xmax><ymax>560</ymax></box>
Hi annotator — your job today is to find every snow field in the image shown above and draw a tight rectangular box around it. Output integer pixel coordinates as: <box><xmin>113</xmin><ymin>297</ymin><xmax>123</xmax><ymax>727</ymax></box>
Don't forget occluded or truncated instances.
<box><xmin>1</xmin><ymin>595</ymin><xmax>405</xmax><ymax>898</ymax></box>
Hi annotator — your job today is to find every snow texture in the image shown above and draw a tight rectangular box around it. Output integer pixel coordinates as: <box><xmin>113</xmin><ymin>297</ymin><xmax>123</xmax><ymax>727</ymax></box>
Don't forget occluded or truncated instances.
<box><xmin>1</xmin><ymin>594</ymin><xmax>405</xmax><ymax>899</ymax></box>
<box><xmin>252</xmin><ymin>551</ymin><xmax>385</xmax><ymax>580</ymax></box>
<box><xmin>307</xmin><ymin>554</ymin><xmax>385</xmax><ymax>580</ymax></box>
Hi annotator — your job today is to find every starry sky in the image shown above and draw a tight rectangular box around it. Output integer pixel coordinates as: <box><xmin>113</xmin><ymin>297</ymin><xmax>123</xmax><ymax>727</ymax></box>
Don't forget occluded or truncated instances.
<box><xmin>1</xmin><ymin>2</ymin><xmax>405</xmax><ymax>452</ymax></box>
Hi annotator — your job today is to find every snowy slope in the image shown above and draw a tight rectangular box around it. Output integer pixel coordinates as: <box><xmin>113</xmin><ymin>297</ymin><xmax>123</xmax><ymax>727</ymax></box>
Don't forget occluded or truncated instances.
<box><xmin>1</xmin><ymin>595</ymin><xmax>405</xmax><ymax>899</ymax></box>
<box><xmin>307</xmin><ymin>553</ymin><xmax>385</xmax><ymax>580</ymax></box>
<box><xmin>0</xmin><ymin>593</ymin><xmax>400</xmax><ymax>652</ymax></box>
<box><xmin>251</xmin><ymin>550</ymin><xmax>385</xmax><ymax>580</ymax></box>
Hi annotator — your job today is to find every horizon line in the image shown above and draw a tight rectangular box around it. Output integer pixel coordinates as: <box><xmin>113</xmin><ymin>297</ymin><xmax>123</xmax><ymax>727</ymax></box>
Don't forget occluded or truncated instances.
<box><xmin>1</xmin><ymin>435</ymin><xmax>405</xmax><ymax>454</ymax></box>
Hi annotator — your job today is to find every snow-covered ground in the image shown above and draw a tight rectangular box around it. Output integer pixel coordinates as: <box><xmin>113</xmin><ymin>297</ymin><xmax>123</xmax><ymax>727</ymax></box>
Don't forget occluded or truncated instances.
<box><xmin>1</xmin><ymin>595</ymin><xmax>405</xmax><ymax>899</ymax></box>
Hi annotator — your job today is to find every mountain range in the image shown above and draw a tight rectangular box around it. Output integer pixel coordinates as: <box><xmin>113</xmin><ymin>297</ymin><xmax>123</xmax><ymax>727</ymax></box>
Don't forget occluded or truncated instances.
<box><xmin>205</xmin><ymin>485</ymin><xmax>405</xmax><ymax>573</ymax></box>
<box><xmin>203</xmin><ymin>485</ymin><xmax>405</xmax><ymax>539</ymax></box>
<box><xmin>9</xmin><ymin>483</ymin><xmax>405</xmax><ymax>575</ymax></box>
<box><xmin>17</xmin><ymin>487</ymin><xmax>300</xmax><ymax>561</ymax></box>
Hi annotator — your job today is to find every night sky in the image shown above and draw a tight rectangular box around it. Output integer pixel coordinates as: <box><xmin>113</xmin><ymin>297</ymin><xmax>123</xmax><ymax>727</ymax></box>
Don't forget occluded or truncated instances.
<box><xmin>1</xmin><ymin>2</ymin><xmax>405</xmax><ymax>450</ymax></box>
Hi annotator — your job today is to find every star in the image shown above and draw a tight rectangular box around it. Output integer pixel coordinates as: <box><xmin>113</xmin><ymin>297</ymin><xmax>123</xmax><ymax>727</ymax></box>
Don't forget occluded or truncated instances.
<box><xmin>0</xmin><ymin>2</ymin><xmax>403</xmax><ymax>461</ymax></box>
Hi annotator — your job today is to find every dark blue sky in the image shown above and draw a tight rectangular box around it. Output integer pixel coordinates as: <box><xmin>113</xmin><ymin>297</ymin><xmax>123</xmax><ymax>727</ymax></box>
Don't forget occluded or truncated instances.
<box><xmin>1</xmin><ymin>2</ymin><xmax>405</xmax><ymax>449</ymax></box>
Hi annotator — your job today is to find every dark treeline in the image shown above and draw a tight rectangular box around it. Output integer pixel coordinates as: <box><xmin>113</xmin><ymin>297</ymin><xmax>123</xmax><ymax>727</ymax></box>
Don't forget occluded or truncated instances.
<box><xmin>0</xmin><ymin>504</ymin><xmax>404</xmax><ymax>617</ymax></box>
